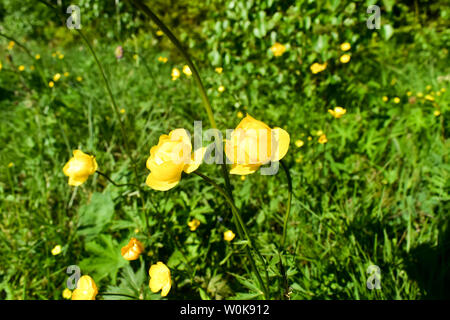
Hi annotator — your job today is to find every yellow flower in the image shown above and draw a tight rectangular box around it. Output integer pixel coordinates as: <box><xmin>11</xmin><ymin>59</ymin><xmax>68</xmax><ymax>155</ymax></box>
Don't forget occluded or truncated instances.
<box><xmin>8</xmin><ymin>162</ymin><xmax>14</xmax><ymax>168</ymax></box>
<box><xmin>295</xmin><ymin>139</ymin><xmax>304</xmax><ymax>148</ymax></box>
<box><xmin>120</xmin><ymin>108</ymin><xmax>126</xmax><ymax>114</ymax></box>
<box><xmin>434</xmin><ymin>110</ymin><xmax>441</xmax><ymax>117</ymax></box>
<box><xmin>382</xmin><ymin>96</ymin><xmax>388</xmax><ymax>102</ymax></box>
<box><xmin>7</xmin><ymin>41</ymin><xmax>15</xmax><ymax>50</ymax></box>
<box><xmin>316</xmin><ymin>130</ymin><xmax>324</xmax><ymax>136</ymax></box>
<box><xmin>328</xmin><ymin>106</ymin><xmax>347</xmax><ymax>118</ymax></box>
<box><xmin>218</xmin><ymin>85</ymin><xmax>225</xmax><ymax>93</ymax></box>
<box><xmin>0</xmin><ymin>61</ymin><xmax>2</xmax><ymax>71</ymax></box>
<box><xmin>318</xmin><ymin>134</ymin><xmax>328</xmax><ymax>144</ymax></box>
<box><xmin>393</xmin><ymin>97</ymin><xmax>400</xmax><ymax>104</ymax></box>
<box><xmin>149</xmin><ymin>262</ymin><xmax>171</xmax><ymax>297</ymax></box>
<box><xmin>425</xmin><ymin>94</ymin><xmax>434</xmax><ymax>101</ymax></box>
<box><xmin>64</xmin><ymin>72</ymin><xmax>70</xmax><ymax>77</ymax></box>
<box><xmin>134</xmin><ymin>228</ymin><xmax>140</xmax><ymax>234</ymax></box>
<box><xmin>310</xmin><ymin>62</ymin><xmax>327</xmax><ymax>74</ymax></box>
<box><xmin>121</xmin><ymin>237</ymin><xmax>145</xmax><ymax>261</ymax></box>
<box><xmin>417</xmin><ymin>92</ymin><xmax>423</xmax><ymax>98</ymax></box>
<box><xmin>59</xmin><ymin>54</ymin><xmax>64</xmax><ymax>59</ymax></box>
<box><xmin>441</xmin><ymin>88</ymin><xmax>446</xmax><ymax>93</ymax></box>
<box><xmin>156</xmin><ymin>30</ymin><xmax>164</xmax><ymax>36</ymax></box>
<box><xmin>171</xmin><ymin>68</ymin><xmax>180</xmax><ymax>80</ymax></box>
<box><xmin>240</xmin><ymin>176</ymin><xmax>246</xmax><ymax>181</ymax></box>
<box><xmin>407</xmin><ymin>91</ymin><xmax>412</xmax><ymax>96</ymax></box>
<box><xmin>76</xmin><ymin>76</ymin><xmax>83</xmax><ymax>82</ymax></box>
<box><xmin>51</xmin><ymin>245</ymin><xmax>62</xmax><ymax>255</ymax></box>
<box><xmin>215</xmin><ymin>67</ymin><xmax>223</xmax><ymax>74</ymax></box>
<box><xmin>426</xmin><ymin>85</ymin><xmax>432</xmax><ymax>91</ymax></box>
<box><xmin>307</xmin><ymin>136</ymin><xmax>312</xmax><ymax>141</ymax></box>
<box><xmin>340</xmin><ymin>54</ymin><xmax>351</xmax><ymax>64</ymax></box>
<box><xmin>18</xmin><ymin>65</ymin><xmax>25</xmax><ymax>71</ymax></box>
<box><xmin>62</xmin><ymin>288</ymin><xmax>72</xmax><ymax>299</ymax></box>
<box><xmin>48</xmin><ymin>81</ymin><xmax>54</xmax><ymax>88</ymax></box>
<box><xmin>35</xmin><ymin>54</ymin><xmax>41</xmax><ymax>60</ymax></box>
<box><xmin>224</xmin><ymin>230</ymin><xmax>235</xmax><ymax>241</ymax></box>
<box><xmin>72</xmin><ymin>275</ymin><xmax>98</xmax><ymax>300</ymax></box>
<box><xmin>182</xmin><ymin>65</ymin><xmax>192</xmax><ymax>77</ymax></box>
<box><xmin>270</xmin><ymin>42</ymin><xmax>286</xmax><ymax>57</ymax></box>
<box><xmin>63</xmin><ymin>150</ymin><xmax>98</xmax><ymax>186</ymax></box>
<box><xmin>145</xmin><ymin>129</ymin><xmax>206</xmax><ymax>191</ymax></box>
<box><xmin>158</xmin><ymin>56</ymin><xmax>168</xmax><ymax>63</ymax></box>
<box><xmin>53</xmin><ymin>73</ymin><xmax>61</xmax><ymax>82</ymax></box>
<box><xmin>340</xmin><ymin>42</ymin><xmax>351</xmax><ymax>51</ymax></box>
<box><xmin>237</xmin><ymin>111</ymin><xmax>244</xmax><ymax>118</ymax></box>
<box><xmin>187</xmin><ymin>219</ymin><xmax>200</xmax><ymax>231</ymax></box>
<box><xmin>225</xmin><ymin>114</ymin><xmax>290</xmax><ymax>175</ymax></box>
<box><xmin>436</xmin><ymin>91</ymin><xmax>441</xmax><ymax>96</ymax></box>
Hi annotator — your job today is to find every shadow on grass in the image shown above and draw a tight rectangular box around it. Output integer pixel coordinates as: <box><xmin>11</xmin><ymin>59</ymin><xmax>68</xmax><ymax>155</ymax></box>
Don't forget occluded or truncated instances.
<box><xmin>404</xmin><ymin>220</ymin><xmax>450</xmax><ymax>299</ymax></box>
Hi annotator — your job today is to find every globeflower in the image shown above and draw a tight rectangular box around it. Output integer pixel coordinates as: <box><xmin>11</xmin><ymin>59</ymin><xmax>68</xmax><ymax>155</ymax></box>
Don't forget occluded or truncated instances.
<box><xmin>63</xmin><ymin>150</ymin><xmax>98</xmax><ymax>186</ymax></box>
<box><xmin>182</xmin><ymin>65</ymin><xmax>192</xmax><ymax>77</ymax></box>
<box><xmin>72</xmin><ymin>275</ymin><xmax>98</xmax><ymax>300</ymax></box>
<box><xmin>340</xmin><ymin>54</ymin><xmax>351</xmax><ymax>64</ymax></box>
<box><xmin>224</xmin><ymin>230</ymin><xmax>235</xmax><ymax>241</ymax></box>
<box><xmin>188</xmin><ymin>219</ymin><xmax>200</xmax><ymax>231</ymax></box>
<box><xmin>121</xmin><ymin>237</ymin><xmax>144</xmax><ymax>261</ymax></box>
<box><xmin>149</xmin><ymin>262</ymin><xmax>171</xmax><ymax>297</ymax></box>
<box><xmin>310</xmin><ymin>62</ymin><xmax>327</xmax><ymax>74</ymax></box>
<box><xmin>340</xmin><ymin>42</ymin><xmax>351</xmax><ymax>51</ymax></box>
<box><xmin>270</xmin><ymin>42</ymin><xmax>286</xmax><ymax>57</ymax></box>
<box><xmin>145</xmin><ymin>129</ymin><xmax>206</xmax><ymax>191</ymax></box>
<box><xmin>328</xmin><ymin>106</ymin><xmax>347</xmax><ymax>118</ymax></box>
<box><xmin>225</xmin><ymin>114</ymin><xmax>290</xmax><ymax>175</ymax></box>
<box><xmin>171</xmin><ymin>68</ymin><xmax>180</xmax><ymax>80</ymax></box>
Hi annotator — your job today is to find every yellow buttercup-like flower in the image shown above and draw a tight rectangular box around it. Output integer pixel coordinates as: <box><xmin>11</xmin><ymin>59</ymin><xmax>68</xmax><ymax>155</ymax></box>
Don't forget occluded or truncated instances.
<box><xmin>59</xmin><ymin>54</ymin><xmax>64</xmax><ymax>59</ymax></box>
<box><xmin>425</xmin><ymin>94</ymin><xmax>434</xmax><ymax>101</ymax></box>
<box><xmin>224</xmin><ymin>230</ymin><xmax>235</xmax><ymax>241</ymax></box>
<box><xmin>171</xmin><ymin>68</ymin><xmax>180</xmax><ymax>80</ymax></box>
<box><xmin>215</xmin><ymin>67</ymin><xmax>223</xmax><ymax>74</ymax></box>
<box><xmin>237</xmin><ymin>111</ymin><xmax>244</xmax><ymax>118</ymax></box>
<box><xmin>433</xmin><ymin>110</ymin><xmax>440</xmax><ymax>117</ymax></box>
<box><xmin>382</xmin><ymin>96</ymin><xmax>388</xmax><ymax>102</ymax></box>
<box><xmin>310</xmin><ymin>62</ymin><xmax>327</xmax><ymax>74</ymax></box>
<box><xmin>218</xmin><ymin>85</ymin><xmax>225</xmax><ymax>93</ymax></box>
<box><xmin>225</xmin><ymin>114</ymin><xmax>290</xmax><ymax>175</ymax></box>
<box><xmin>121</xmin><ymin>237</ymin><xmax>145</xmax><ymax>261</ymax></box>
<box><xmin>156</xmin><ymin>30</ymin><xmax>164</xmax><ymax>36</ymax></box>
<box><xmin>149</xmin><ymin>262</ymin><xmax>171</xmax><ymax>297</ymax></box>
<box><xmin>49</xmin><ymin>81</ymin><xmax>54</xmax><ymax>88</ymax></box>
<box><xmin>76</xmin><ymin>76</ymin><xmax>83</xmax><ymax>82</ymax></box>
<box><xmin>393</xmin><ymin>97</ymin><xmax>400</xmax><ymax>104</ymax></box>
<box><xmin>158</xmin><ymin>56</ymin><xmax>168</xmax><ymax>63</ymax></box>
<box><xmin>188</xmin><ymin>219</ymin><xmax>201</xmax><ymax>231</ymax></box>
<box><xmin>51</xmin><ymin>245</ymin><xmax>62</xmax><ymax>255</ymax></box>
<box><xmin>340</xmin><ymin>54</ymin><xmax>351</xmax><ymax>64</ymax></box>
<box><xmin>182</xmin><ymin>65</ymin><xmax>192</xmax><ymax>77</ymax></box>
<box><xmin>18</xmin><ymin>65</ymin><xmax>25</xmax><ymax>71</ymax></box>
<box><xmin>53</xmin><ymin>73</ymin><xmax>61</xmax><ymax>82</ymax></box>
<box><xmin>72</xmin><ymin>275</ymin><xmax>98</xmax><ymax>300</ymax></box>
<box><xmin>62</xmin><ymin>288</ymin><xmax>72</xmax><ymax>299</ymax></box>
<box><xmin>270</xmin><ymin>42</ymin><xmax>286</xmax><ymax>57</ymax></box>
<box><xmin>340</xmin><ymin>42</ymin><xmax>351</xmax><ymax>51</ymax></box>
<box><xmin>318</xmin><ymin>134</ymin><xmax>328</xmax><ymax>144</ymax></box>
<box><xmin>63</xmin><ymin>150</ymin><xmax>98</xmax><ymax>186</ymax></box>
<box><xmin>295</xmin><ymin>139</ymin><xmax>304</xmax><ymax>148</ymax></box>
<box><xmin>328</xmin><ymin>106</ymin><xmax>347</xmax><ymax>118</ymax></box>
<box><xmin>7</xmin><ymin>41</ymin><xmax>15</xmax><ymax>50</ymax></box>
<box><xmin>145</xmin><ymin>129</ymin><xmax>206</xmax><ymax>191</ymax></box>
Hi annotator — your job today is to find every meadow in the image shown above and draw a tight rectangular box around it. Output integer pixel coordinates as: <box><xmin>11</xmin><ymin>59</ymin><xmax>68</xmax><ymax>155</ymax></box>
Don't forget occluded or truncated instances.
<box><xmin>0</xmin><ymin>0</ymin><xmax>449</xmax><ymax>300</ymax></box>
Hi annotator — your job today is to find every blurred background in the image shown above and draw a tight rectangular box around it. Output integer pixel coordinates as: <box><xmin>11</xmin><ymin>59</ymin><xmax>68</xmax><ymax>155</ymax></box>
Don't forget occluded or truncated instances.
<box><xmin>0</xmin><ymin>0</ymin><xmax>449</xmax><ymax>299</ymax></box>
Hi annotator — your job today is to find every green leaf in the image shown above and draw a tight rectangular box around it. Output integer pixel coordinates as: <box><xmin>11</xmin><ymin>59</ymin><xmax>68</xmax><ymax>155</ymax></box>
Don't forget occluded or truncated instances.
<box><xmin>77</xmin><ymin>192</ymin><xmax>115</xmax><ymax>239</ymax></box>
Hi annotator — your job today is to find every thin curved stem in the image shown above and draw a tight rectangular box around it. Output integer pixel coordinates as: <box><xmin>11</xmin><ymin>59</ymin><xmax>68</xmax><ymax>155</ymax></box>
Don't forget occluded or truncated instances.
<box><xmin>95</xmin><ymin>171</ymin><xmax>139</xmax><ymax>188</ymax></box>
<box><xmin>129</xmin><ymin>0</ymin><xmax>233</xmax><ymax>199</ymax></box>
<box><xmin>193</xmin><ymin>171</ymin><xmax>269</xmax><ymax>299</ymax></box>
<box><xmin>280</xmin><ymin>160</ymin><xmax>292</xmax><ymax>249</ymax></box>
<box><xmin>99</xmin><ymin>292</ymin><xmax>140</xmax><ymax>299</ymax></box>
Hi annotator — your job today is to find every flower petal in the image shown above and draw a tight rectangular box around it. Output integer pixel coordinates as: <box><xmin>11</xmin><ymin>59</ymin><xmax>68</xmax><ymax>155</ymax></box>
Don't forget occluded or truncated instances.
<box><xmin>271</xmin><ymin>127</ymin><xmax>290</xmax><ymax>161</ymax></box>
<box><xmin>146</xmin><ymin>173</ymin><xmax>180</xmax><ymax>191</ymax></box>
<box><xmin>229</xmin><ymin>164</ymin><xmax>260</xmax><ymax>175</ymax></box>
<box><xmin>183</xmin><ymin>147</ymin><xmax>207</xmax><ymax>174</ymax></box>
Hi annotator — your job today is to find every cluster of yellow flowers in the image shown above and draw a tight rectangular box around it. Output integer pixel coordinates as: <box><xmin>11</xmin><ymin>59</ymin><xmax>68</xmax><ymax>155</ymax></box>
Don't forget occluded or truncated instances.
<box><xmin>171</xmin><ymin>65</ymin><xmax>192</xmax><ymax>80</ymax></box>
<box><xmin>310</xmin><ymin>42</ymin><xmax>352</xmax><ymax>74</ymax></box>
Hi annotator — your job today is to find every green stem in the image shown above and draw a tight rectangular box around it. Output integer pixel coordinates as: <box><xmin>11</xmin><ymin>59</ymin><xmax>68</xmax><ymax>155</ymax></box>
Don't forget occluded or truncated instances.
<box><xmin>99</xmin><ymin>292</ymin><xmax>140</xmax><ymax>299</ymax></box>
<box><xmin>129</xmin><ymin>0</ymin><xmax>233</xmax><ymax>198</ymax></box>
<box><xmin>95</xmin><ymin>170</ymin><xmax>139</xmax><ymax>188</ymax></box>
<box><xmin>280</xmin><ymin>160</ymin><xmax>292</xmax><ymax>249</ymax></box>
<box><xmin>193</xmin><ymin>171</ymin><xmax>269</xmax><ymax>299</ymax></box>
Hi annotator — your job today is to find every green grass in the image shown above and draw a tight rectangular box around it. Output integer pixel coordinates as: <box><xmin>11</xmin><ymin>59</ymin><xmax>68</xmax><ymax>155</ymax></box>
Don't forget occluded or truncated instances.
<box><xmin>0</xmin><ymin>1</ymin><xmax>449</xmax><ymax>300</ymax></box>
